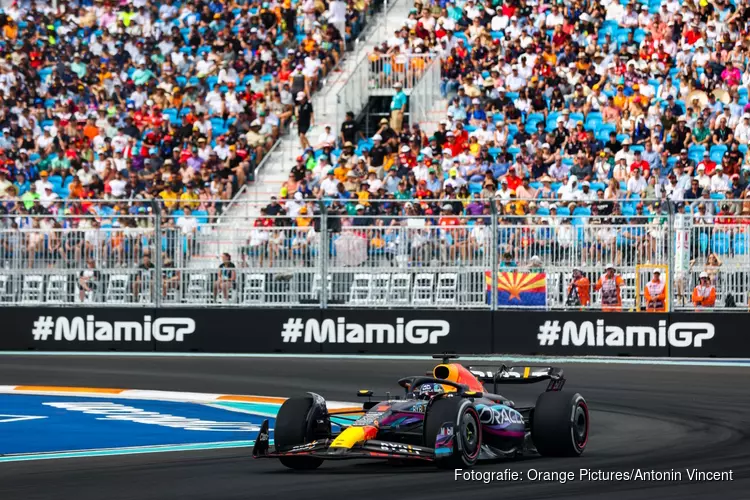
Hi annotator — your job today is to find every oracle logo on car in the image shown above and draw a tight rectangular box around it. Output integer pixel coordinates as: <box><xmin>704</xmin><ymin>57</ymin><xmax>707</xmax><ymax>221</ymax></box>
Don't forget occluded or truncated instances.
<box><xmin>280</xmin><ymin>317</ymin><xmax>450</xmax><ymax>345</ymax></box>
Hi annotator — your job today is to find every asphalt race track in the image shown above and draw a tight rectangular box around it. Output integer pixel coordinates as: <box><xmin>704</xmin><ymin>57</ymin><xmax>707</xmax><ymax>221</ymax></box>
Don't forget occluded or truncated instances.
<box><xmin>0</xmin><ymin>355</ymin><xmax>748</xmax><ymax>500</ymax></box>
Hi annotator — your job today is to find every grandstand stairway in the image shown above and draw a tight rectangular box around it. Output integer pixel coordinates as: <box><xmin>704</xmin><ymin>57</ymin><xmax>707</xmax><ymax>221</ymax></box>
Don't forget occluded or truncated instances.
<box><xmin>191</xmin><ymin>0</ymin><xmax>412</xmax><ymax>266</ymax></box>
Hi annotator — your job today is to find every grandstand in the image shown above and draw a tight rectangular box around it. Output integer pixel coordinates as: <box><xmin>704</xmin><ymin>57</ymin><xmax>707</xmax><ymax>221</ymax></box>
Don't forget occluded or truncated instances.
<box><xmin>0</xmin><ymin>0</ymin><xmax>749</xmax><ymax>310</ymax></box>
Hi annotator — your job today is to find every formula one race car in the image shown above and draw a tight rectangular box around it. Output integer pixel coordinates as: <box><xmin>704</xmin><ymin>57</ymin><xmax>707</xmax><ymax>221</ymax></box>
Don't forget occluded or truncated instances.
<box><xmin>253</xmin><ymin>354</ymin><xmax>589</xmax><ymax>469</ymax></box>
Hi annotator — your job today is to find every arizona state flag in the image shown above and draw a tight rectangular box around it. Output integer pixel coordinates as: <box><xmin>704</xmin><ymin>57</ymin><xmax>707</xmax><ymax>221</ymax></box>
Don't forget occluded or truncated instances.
<box><xmin>485</xmin><ymin>271</ymin><xmax>547</xmax><ymax>307</ymax></box>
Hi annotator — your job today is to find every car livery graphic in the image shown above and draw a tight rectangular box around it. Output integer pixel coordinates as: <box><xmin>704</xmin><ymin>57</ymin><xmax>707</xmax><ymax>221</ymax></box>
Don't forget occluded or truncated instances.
<box><xmin>253</xmin><ymin>354</ymin><xmax>589</xmax><ymax>469</ymax></box>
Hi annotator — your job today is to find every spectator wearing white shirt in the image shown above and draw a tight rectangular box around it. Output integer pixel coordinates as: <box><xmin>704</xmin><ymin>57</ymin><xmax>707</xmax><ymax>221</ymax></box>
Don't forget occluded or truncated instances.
<box><xmin>471</xmin><ymin>122</ymin><xmax>493</xmax><ymax>145</ymax></box>
<box><xmin>316</xmin><ymin>126</ymin><xmax>336</xmax><ymax>149</ymax></box>
<box><xmin>495</xmin><ymin>179</ymin><xmax>512</xmax><ymax>204</ymax></box>
<box><xmin>499</xmin><ymin>16</ymin><xmax>516</xmax><ymax>36</ymax></box>
<box><xmin>366</xmin><ymin>171</ymin><xmax>383</xmax><ymax>194</ymax></box>
<box><xmin>710</xmin><ymin>166</ymin><xmax>731</xmax><ymax>193</ymax></box>
<box><xmin>735</xmin><ymin>114</ymin><xmax>750</xmax><ymax>144</ymax></box>
<box><xmin>694</xmin><ymin>164</ymin><xmax>711</xmax><ymax>190</ymax></box>
<box><xmin>213</xmin><ymin>136</ymin><xmax>230</xmax><ymax>160</ymax></box>
<box><xmin>319</xmin><ymin>169</ymin><xmax>340</xmax><ymax>197</ymax></box>
<box><xmin>34</xmin><ymin>171</ymin><xmax>54</xmax><ymax>193</ymax></box>
<box><xmin>627</xmin><ymin>170</ymin><xmax>648</xmax><ymax>196</ymax></box>
<box><xmin>109</xmin><ymin>171</ymin><xmax>128</xmax><ymax>198</ymax></box>
<box><xmin>505</xmin><ymin>65</ymin><xmax>526</xmax><ymax>92</ymax></box>
<box><xmin>615</xmin><ymin>138</ymin><xmax>635</xmax><ymax>166</ymax></box>
<box><xmin>557</xmin><ymin>175</ymin><xmax>580</xmax><ymax>202</ymax></box>
<box><xmin>40</xmin><ymin>186</ymin><xmax>59</xmax><ymax>209</ymax></box>
<box><xmin>549</xmin><ymin>157</ymin><xmax>570</xmax><ymax>181</ymax></box>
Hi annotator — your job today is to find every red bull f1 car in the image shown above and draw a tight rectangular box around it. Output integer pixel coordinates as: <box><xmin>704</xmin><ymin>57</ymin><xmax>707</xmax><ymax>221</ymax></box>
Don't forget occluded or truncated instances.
<box><xmin>253</xmin><ymin>355</ymin><xmax>589</xmax><ymax>469</ymax></box>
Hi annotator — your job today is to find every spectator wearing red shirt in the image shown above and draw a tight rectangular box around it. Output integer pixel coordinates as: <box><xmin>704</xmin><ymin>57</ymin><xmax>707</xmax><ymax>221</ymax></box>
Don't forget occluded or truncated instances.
<box><xmin>504</xmin><ymin>166</ymin><xmax>523</xmax><ymax>192</ymax></box>
<box><xmin>398</xmin><ymin>145</ymin><xmax>417</xmax><ymax>169</ymax></box>
<box><xmin>684</xmin><ymin>20</ymin><xmax>703</xmax><ymax>45</ymax></box>
<box><xmin>445</xmin><ymin>132</ymin><xmax>462</xmax><ymax>157</ymax></box>
<box><xmin>453</xmin><ymin>123</ymin><xmax>469</xmax><ymax>149</ymax></box>
<box><xmin>438</xmin><ymin>204</ymin><xmax>460</xmax><ymax>227</ymax></box>
<box><xmin>697</xmin><ymin>152</ymin><xmax>716</xmax><ymax>176</ymax></box>
<box><xmin>629</xmin><ymin>150</ymin><xmax>650</xmax><ymax>176</ymax></box>
<box><xmin>715</xmin><ymin>204</ymin><xmax>735</xmax><ymax>227</ymax></box>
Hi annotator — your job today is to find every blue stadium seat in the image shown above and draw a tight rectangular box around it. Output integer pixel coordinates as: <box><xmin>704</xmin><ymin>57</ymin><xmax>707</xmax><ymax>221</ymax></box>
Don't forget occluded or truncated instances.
<box><xmin>569</xmin><ymin>112</ymin><xmax>584</xmax><ymax>124</ymax></box>
<box><xmin>711</xmin><ymin>233</ymin><xmax>730</xmax><ymax>255</ymax></box>
<box><xmin>734</xmin><ymin>233</ymin><xmax>748</xmax><ymax>255</ymax></box>
<box><xmin>163</xmin><ymin>108</ymin><xmax>178</xmax><ymax>123</ymax></box>
<box><xmin>527</xmin><ymin>112</ymin><xmax>545</xmax><ymax>124</ymax></box>
<box><xmin>688</xmin><ymin>144</ymin><xmax>706</xmax><ymax>157</ymax></box>
<box><xmin>698</xmin><ymin>233</ymin><xmax>708</xmax><ymax>253</ymax></box>
<box><xmin>585</xmin><ymin>116</ymin><xmax>602</xmax><ymax>132</ymax></box>
<box><xmin>193</xmin><ymin>210</ymin><xmax>209</xmax><ymax>225</ymax></box>
<box><xmin>48</xmin><ymin>175</ymin><xmax>63</xmax><ymax>190</ymax></box>
<box><xmin>710</xmin><ymin>145</ymin><xmax>727</xmax><ymax>163</ymax></box>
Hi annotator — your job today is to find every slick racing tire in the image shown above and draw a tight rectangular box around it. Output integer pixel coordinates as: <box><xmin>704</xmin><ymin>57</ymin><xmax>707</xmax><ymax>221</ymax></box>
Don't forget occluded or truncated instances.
<box><xmin>531</xmin><ymin>391</ymin><xmax>589</xmax><ymax>457</ymax></box>
<box><xmin>275</xmin><ymin>396</ymin><xmax>327</xmax><ymax>470</ymax></box>
<box><xmin>424</xmin><ymin>397</ymin><xmax>482</xmax><ymax>469</ymax></box>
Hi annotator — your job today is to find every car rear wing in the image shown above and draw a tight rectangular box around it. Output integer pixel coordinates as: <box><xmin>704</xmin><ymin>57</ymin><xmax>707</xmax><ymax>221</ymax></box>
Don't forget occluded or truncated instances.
<box><xmin>468</xmin><ymin>365</ymin><xmax>565</xmax><ymax>393</ymax></box>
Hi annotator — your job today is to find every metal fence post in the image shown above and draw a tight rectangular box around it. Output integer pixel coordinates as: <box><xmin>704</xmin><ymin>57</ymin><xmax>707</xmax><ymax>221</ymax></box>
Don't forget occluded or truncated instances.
<box><xmin>667</xmin><ymin>202</ymin><xmax>674</xmax><ymax>312</ymax></box>
<box><xmin>319</xmin><ymin>200</ymin><xmax>329</xmax><ymax>309</ymax></box>
<box><xmin>152</xmin><ymin>200</ymin><xmax>162</xmax><ymax>307</ymax></box>
<box><xmin>490</xmin><ymin>202</ymin><xmax>498</xmax><ymax>311</ymax></box>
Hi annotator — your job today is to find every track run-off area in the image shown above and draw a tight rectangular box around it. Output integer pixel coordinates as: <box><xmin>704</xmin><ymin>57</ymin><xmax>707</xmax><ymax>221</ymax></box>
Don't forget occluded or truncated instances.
<box><xmin>0</xmin><ymin>354</ymin><xmax>748</xmax><ymax>500</ymax></box>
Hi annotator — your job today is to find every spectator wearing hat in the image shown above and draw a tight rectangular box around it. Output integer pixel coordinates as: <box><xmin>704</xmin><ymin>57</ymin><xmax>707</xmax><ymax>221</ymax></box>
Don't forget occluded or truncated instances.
<box><xmin>710</xmin><ymin>165</ymin><xmax>731</xmax><ymax>194</ymax></box>
<box><xmin>644</xmin><ymin>270</ymin><xmax>667</xmax><ymax>312</ymax></box>
<box><xmin>566</xmin><ymin>267</ymin><xmax>591</xmax><ymax>308</ymax></box>
<box><xmin>595</xmin><ymin>263</ymin><xmax>624</xmax><ymax>312</ymax></box>
<box><xmin>691</xmin><ymin>272</ymin><xmax>716</xmax><ymax>309</ymax></box>
<box><xmin>390</xmin><ymin>81</ymin><xmax>407</xmax><ymax>133</ymax></box>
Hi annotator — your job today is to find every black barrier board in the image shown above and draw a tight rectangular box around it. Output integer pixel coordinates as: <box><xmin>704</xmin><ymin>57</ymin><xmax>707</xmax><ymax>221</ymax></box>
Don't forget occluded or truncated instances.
<box><xmin>494</xmin><ymin>311</ymin><xmax>671</xmax><ymax>357</ymax></box>
<box><xmin>151</xmin><ymin>308</ymin><xmax>323</xmax><ymax>353</ymax></box>
<box><xmin>8</xmin><ymin>307</ymin><xmax>159</xmax><ymax>352</ymax></box>
<box><xmin>3</xmin><ymin>306</ymin><xmax>748</xmax><ymax>358</ymax></box>
<box><xmin>316</xmin><ymin>309</ymin><xmax>492</xmax><ymax>354</ymax></box>
<box><xmin>666</xmin><ymin>313</ymin><xmax>747</xmax><ymax>358</ymax></box>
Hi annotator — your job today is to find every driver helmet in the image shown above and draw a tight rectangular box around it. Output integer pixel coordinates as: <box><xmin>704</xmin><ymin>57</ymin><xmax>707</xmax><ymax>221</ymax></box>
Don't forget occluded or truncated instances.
<box><xmin>418</xmin><ymin>382</ymin><xmax>445</xmax><ymax>399</ymax></box>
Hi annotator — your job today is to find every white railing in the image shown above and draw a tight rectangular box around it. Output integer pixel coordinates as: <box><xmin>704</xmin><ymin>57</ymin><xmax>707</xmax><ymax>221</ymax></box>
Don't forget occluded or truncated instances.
<box><xmin>408</xmin><ymin>55</ymin><xmax>442</xmax><ymax>128</ymax></box>
<box><xmin>2</xmin><ymin>198</ymin><xmax>749</xmax><ymax>310</ymax></box>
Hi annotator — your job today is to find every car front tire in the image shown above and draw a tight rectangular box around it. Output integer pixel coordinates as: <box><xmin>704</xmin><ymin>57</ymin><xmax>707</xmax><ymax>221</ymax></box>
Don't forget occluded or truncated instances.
<box><xmin>274</xmin><ymin>396</ymin><xmax>326</xmax><ymax>470</ymax></box>
<box><xmin>424</xmin><ymin>397</ymin><xmax>482</xmax><ymax>468</ymax></box>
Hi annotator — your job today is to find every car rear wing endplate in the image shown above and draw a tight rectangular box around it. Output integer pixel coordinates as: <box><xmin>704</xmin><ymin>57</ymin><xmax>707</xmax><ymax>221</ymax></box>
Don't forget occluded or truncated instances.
<box><xmin>468</xmin><ymin>365</ymin><xmax>565</xmax><ymax>393</ymax></box>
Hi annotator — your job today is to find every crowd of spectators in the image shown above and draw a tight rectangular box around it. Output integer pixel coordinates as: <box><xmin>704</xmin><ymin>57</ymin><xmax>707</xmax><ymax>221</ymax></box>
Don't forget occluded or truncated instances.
<box><xmin>261</xmin><ymin>0</ymin><xmax>750</xmax><ymax>267</ymax></box>
<box><xmin>0</xmin><ymin>0</ymin><xmax>370</xmax><ymax>224</ymax></box>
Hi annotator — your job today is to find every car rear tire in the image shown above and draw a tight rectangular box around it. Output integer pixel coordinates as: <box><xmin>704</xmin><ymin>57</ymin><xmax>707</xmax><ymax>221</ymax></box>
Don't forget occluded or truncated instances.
<box><xmin>275</xmin><ymin>396</ymin><xmax>326</xmax><ymax>470</ymax></box>
<box><xmin>424</xmin><ymin>397</ymin><xmax>482</xmax><ymax>469</ymax></box>
<box><xmin>532</xmin><ymin>391</ymin><xmax>589</xmax><ymax>457</ymax></box>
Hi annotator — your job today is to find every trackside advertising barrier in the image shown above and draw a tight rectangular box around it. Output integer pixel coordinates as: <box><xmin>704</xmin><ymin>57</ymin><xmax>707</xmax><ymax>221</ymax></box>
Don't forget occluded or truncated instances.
<box><xmin>2</xmin><ymin>307</ymin><xmax>745</xmax><ymax>357</ymax></box>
